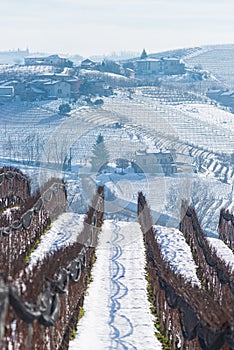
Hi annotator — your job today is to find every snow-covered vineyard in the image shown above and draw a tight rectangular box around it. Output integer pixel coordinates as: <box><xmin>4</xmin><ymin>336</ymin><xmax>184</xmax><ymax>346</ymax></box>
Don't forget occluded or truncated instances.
<box><xmin>183</xmin><ymin>44</ymin><xmax>234</xmax><ymax>89</ymax></box>
<box><xmin>1</xmin><ymin>167</ymin><xmax>233</xmax><ymax>349</ymax></box>
<box><xmin>0</xmin><ymin>76</ymin><xmax>234</xmax><ymax>349</ymax></box>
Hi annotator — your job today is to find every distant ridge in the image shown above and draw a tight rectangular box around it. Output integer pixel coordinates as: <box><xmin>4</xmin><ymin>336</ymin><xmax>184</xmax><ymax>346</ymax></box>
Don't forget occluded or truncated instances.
<box><xmin>183</xmin><ymin>44</ymin><xmax>234</xmax><ymax>88</ymax></box>
<box><xmin>149</xmin><ymin>47</ymin><xmax>203</xmax><ymax>59</ymax></box>
<box><xmin>144</xmin><ymin>44</ymin><xmax>234</xmax><ymax>88</ymax></box>
<box><xmin>148</xmin><ymin>43</ymin><xmax>234</xmax><ymax>60</ymax></box>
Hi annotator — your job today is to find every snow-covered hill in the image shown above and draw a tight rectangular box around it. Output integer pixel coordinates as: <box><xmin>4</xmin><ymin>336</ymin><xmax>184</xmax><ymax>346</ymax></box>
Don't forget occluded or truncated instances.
<box><xmin>1</xmin><ymin>88</ymin><xmax>234</xmax><ymax>237</ymax></box>
<box><xmin>183</xmin><ymin>44</ymin><xmax>234</xmax><ymax>88</ymax></box>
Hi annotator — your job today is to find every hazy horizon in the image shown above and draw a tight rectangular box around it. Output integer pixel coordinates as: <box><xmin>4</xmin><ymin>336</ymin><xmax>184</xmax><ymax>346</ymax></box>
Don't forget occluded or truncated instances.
<box><xmin>1</xmin><ymin>0</ymin><xmax>234</xmax><ymax>57</ymax></box>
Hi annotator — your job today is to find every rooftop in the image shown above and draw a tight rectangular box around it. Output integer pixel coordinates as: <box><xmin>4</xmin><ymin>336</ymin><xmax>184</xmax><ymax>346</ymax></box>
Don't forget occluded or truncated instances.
<box><xmin>136</xmin><ymin>148</ymin><xmax>171</xmax><ymax>155</ymax></box>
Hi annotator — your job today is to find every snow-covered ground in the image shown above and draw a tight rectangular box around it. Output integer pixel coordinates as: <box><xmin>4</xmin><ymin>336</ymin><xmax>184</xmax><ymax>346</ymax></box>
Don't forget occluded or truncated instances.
<box><xmin>1</xmin><ymin>90</ymin><xmax>233</xmax><ymax>244</ymax></box>
<box><xmin>2</xmin><ymin>96</ymin><xmax>233</xmax><ymax>238</ymax></box>
<box><xmin>103</xmin><ymin>91</ymin><xmax>234</xmax><ymax>154</ymax></box>
<box><xmin>27</xmin><ymin>212</ymin><xmax>86</xmax><ymax>268</ymax></box>
<box><xmin>183</xmin><ymin>44</ymin><xmax>234</xmax><ymax>88</ymax></box>
<box><xmin>174</xmin><ymin>103</ymin><xmax>234</xmax><ymax>133</ymax></box>
<box><xmin>1</xmin><ymin>87</ymin><xmax>234</xmax><ymax>348</ymax></box>
<box><xmin>69</xmin><ymin>220</ymin><xmax>162</xmax><ymax>350</ymax></box>
<box><xmin>0</xmin><ymin>64</ymin><xmax>57</xmax><ymax>75</ymax></box>
<box><xmin>96</xmin><ymin>168</ymin><xmax>234</xmax><ymax>237</ymax></box>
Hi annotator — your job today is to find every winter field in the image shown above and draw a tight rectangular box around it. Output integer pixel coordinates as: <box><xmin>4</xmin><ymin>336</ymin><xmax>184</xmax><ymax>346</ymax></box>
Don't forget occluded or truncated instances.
<box><xmin>103</xmin><ymin>89</ymin><xmax>234</xmax><ymax>154</ymax></box>
<box><xmin>183</xmin><ymin>44</ymin><xmax>234</xmax><ymax>89</ymax></box>
<box><xmin>1</xmin><ymin>88</ymin><xmax>234</xmax><ymax>234</ymax></box>
<box><xmin>1</xmin><ymin>92</ymin><xmax>234</xmax><ymax>234</ymax></box>
<box><xmin>1</xmin><ymin>81</ymin><xmax>234</xmax><ymax>348</ymax></box>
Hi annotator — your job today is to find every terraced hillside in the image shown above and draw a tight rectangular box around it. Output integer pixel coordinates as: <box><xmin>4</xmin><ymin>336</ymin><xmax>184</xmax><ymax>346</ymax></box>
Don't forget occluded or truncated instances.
<box><xmin>104</xmin><ymin>89</ymin><xmax>234</xmax><ymax>154</ymax></box>
<box><xmin>1</xmin><ymin>85</ymin><xmax>234</xmax><ymax>348</ymax></box>
<box><xmin>183</xmin><ymin>44</ymin><xmax>234</xmax><ymax>88</ymax></box>
<box><xmin>1</xmin><ymin>88</ymin><xmax>234</xmax><ymax>237</ymax></box>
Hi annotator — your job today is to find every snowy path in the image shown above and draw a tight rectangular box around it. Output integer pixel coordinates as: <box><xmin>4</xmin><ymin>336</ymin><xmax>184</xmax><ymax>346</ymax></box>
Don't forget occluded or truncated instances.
<box><xmin>69</xmin><ymin>220</ymin><xmax>162</xmax><ymax>350</ymax></box>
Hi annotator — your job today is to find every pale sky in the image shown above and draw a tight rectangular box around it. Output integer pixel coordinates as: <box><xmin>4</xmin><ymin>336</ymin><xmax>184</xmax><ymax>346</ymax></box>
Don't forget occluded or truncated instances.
<box><xmin>1</xmin><ymin>0</ymin><xmax>234</xmax><ymax>57</ymax></box>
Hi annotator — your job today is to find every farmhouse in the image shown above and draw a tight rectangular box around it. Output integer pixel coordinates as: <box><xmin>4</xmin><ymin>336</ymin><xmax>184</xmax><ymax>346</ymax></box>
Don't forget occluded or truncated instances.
<box><xmin>66</xmin><ymin>78</ymin><xmax>84</xmax><ymax>99</ymax></box>
<box><xmin>43</xmin><ymin>80</ymin><xmax>71</xmax><ymax>98</ymax></box>
<box><xmin>135</xmin><ymin>58</ymin><xmax>162</xmax><ymax>75</ymax></box>
<box><xmin>25</xmin><ymin>54</ymin><xmax>70</xmax><ymax>67</ymax></box>
<box><xmin>134</xmin><ymin>149</ymin><xmax>177</xmax><ymax>175</ymax></box>
<box><xmin>135</xmin><ymin>57</ymin><xmax>185</xmax><ymax>76</ymax></box>
<box><xmin>80</xmin><ymin>59</ymin><xmax>96</xmax><ymax>70</ymax></box>
<box><xmin>162</xmin><ymin>57</ymin><xmax>185</xmax><ymax>75</ymax></box>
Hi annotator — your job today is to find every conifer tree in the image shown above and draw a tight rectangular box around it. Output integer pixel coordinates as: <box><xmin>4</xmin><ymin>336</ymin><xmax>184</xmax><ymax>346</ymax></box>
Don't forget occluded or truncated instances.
<box><xmin>140</xmin><ymin>48</ymin><xmax>148</xmax><ymax>59</ymax></box>
<box><xmin>91</xmin><ymin>134</ymin><xmax>109</xmax><ymax>172</ymax></box>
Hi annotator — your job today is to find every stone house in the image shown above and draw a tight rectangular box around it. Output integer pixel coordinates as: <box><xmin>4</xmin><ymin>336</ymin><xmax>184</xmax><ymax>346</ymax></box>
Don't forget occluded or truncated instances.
<box><xmin>135</xmin><ymin>58</ymin><xmax>162</xmax><ymax>75</ymax></box>
<box><xmin>66</xmin><ymin>78</ymin><xmax>84</xmax><ymax>99</ymax></box>
<box><xmin>162</xmin><ymin>58</ymin><xmax>185</xmax><ymax>75</ymax></box>
<box><xmin>25</xmin><ymin>54</ymin><xmax>70</xmax><ymax>67</ymax></box>
<box><xmin>133</xmin><ymin>149</ymin><xmax>177</xmax><ymax>175</ymax></box>
<box><xmin>80</xmin><ymin>59</ymin><xmax>96</xmax><ymax>70</ymax></box>
<box><xmin>42</xmin><ymin>80</ymin><xmax>71</xmax><ymax>98</ymax></box>
<box><xmin>135</xmin><ymin>57</ymin><xmax>185</xmax><ymax>76</ymax></box>
<box><xmin>1</xmin><ymin>80</ymin><xmax>32</xmax><ymax>101</ymax></box>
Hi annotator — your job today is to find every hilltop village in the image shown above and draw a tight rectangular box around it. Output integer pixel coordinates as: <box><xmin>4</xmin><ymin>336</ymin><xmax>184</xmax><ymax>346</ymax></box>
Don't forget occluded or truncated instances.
<box><xmin>0</xmin><ymin>49</ymin><xmax>189</xmax><ymax>103</ymax></box>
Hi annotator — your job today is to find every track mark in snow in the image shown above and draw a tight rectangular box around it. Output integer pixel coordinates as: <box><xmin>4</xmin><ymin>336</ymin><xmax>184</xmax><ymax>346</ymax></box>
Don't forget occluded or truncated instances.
<box><xmin>69</xmin><ymin>220</ymin><xmax>162</xmax><ymax>350</ymax></box>
<box><xmin>52</xmin><ymin>231</ymin><xmax>73</xmax><ymax>250</ymax></box>
<box><xmin>109</xmin><ymin>221</ymin><xmax>136</xmax><ymax>350</ymax></box>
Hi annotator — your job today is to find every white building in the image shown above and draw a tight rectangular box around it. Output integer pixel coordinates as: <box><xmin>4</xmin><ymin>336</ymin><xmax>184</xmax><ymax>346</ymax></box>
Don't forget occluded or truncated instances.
<box><xmin>80</xmin><ymin>59</ymin><xmax>96</xmax><ymax>69</ymax></box>
<box><xmin>135</xmin><ymin>58</ymin><xmax>162</xmax><ymax>75</ymax></box>
<box><xmin>136</xmin><ymin>57</ymin><xmax>185</xmax><ymax>76</ymax></box>
<box><xmin>162</xmin><ymin>58</ymin><xmax>185</xmax><ymax>75</ymax></box>
<box><xmin>25</xmin><ymin>54</ymin><xmax>69</xmax><ymax>67</ymax></box>
<box><xmin>133</xmin><ymin>149</ymin><xmax>177</xmax><ymax>175</ymax></box>
<box><xmin>43</xmin><ymin>81</ymin><xmax>71</xmax><ymax>98</ymax></box>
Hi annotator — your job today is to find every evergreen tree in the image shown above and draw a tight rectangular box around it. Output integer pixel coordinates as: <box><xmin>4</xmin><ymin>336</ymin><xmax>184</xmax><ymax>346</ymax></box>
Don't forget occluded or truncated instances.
<box><xmin>91</xmin><ymin>134</ymin><xmax>109</xmax><ymax>172</ymax></box>
<box><xmin>140</xmin><ymin>48</ymin><xmax>148</xmax><ymax>59</ymax></box>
